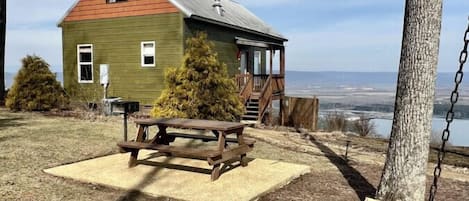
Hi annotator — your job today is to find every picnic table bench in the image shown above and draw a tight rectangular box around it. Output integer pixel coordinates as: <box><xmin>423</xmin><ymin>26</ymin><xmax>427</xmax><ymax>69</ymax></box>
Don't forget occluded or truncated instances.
<box><xmin>117</xmin><ymin>118</ymin><xmax>255</xmax><ymax>181</ymax></box>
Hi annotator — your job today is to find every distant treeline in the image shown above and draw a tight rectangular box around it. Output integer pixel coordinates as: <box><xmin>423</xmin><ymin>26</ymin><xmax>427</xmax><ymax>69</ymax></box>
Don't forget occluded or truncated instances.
<box><xmin>320</xmin><ymin>103</ymin><xmax>469</xmax><ymax>119</ymax></box>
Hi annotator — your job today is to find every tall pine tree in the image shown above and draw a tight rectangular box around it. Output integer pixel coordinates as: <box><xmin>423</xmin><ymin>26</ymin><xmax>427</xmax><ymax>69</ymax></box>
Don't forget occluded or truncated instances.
<box><xmin>151</xmin><ymin>32</ymin><xmax>243</xmax><ymax>121</ymax></box>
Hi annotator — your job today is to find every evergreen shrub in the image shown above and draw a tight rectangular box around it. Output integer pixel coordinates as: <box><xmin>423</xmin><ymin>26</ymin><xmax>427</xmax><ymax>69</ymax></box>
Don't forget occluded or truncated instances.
<box><xmin>6</xmin><ymin>55</ymin><xmax>69</xmax><ymax>111</ymax></box>
<box><xmin>151</xmin><ymin>32</ymin><xmax>244</xmax><ymax>121</ymax></box>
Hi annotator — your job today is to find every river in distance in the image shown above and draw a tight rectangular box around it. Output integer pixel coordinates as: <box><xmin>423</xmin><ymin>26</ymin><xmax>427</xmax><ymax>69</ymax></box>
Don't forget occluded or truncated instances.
<box><xmin>373</xmin><ymin>118</ymin><xmax>469</xmax><ymax>147</ymax></box>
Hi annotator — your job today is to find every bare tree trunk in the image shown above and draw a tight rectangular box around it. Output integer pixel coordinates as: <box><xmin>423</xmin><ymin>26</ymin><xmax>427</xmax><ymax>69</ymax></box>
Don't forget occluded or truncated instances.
<box><xmin>376</xmin><ymin>0</ymin><xmax>443</xmax><ymax>201</ymax></box>
<box><xmin>0</xmin><ymin>0</ymin><xmax>5</xmax><ymax>104</ymax></box>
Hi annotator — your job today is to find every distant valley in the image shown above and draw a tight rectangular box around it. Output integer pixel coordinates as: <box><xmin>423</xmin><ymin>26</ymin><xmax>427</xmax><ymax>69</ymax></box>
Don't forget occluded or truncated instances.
<box><xmin>5</xmin><ymin>70</ymin><xmax>469</xmax><ymax>118</ymax></box>
<box><xmin>284</xmin><ymin>71</ymin><xmax>469</xmax><ymax>119</ymax></box>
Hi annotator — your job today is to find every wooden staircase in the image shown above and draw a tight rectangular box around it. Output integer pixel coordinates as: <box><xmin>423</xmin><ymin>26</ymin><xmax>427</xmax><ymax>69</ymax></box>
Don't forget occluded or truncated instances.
<box><xmin>242</xmin><ymin>93</ymin><xmax>260</xmax><ymax>122</ymax></box>
<box><xmin>237</xmin><ymin>74</ymin><xmax>280</xmax><ymax>124</ymax></box>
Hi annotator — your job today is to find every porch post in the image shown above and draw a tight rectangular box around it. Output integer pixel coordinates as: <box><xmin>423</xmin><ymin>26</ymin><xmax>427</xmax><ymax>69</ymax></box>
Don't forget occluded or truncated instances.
<box><xmin>269</xmin><ymin>48</ymin><xmax>273</xmax><ymax>75</ymax></box>
<box><xmin>280</xmin><ymin>46</ymin><xmax>285</xmax><ymax>75</ymax></box>
<box><xmin>280</xmin><ymin>96</ymin><xmax>285</xmax><ymax>126</ymax></box>
<box><xmin>280</xmin><ymin>46</ymin><xmax>286</xmax><ymax>125</ymax></box>
<box><xmin>269</xmin><ymin>48</ymin><xmax>273</xmax><ymax>126</ymax></box>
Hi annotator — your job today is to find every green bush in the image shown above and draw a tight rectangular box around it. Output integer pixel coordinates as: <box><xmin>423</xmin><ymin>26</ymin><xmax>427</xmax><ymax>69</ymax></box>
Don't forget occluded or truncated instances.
<box><xmin>6</xmin><ymin>55</ymin><xmax>69</xmax><ymax>111</ymax></box>
<box><xmin>151</xmin><ymin>32</ymin><xmax>244</xmax><ymax>121</ymax></box>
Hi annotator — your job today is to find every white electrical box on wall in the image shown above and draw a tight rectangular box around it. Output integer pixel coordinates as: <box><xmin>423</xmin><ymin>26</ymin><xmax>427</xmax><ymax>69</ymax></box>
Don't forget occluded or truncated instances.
<box><xmin>100</xmin><ymin>64</ymin><xmax>109</xmax><ymax>85</ymax></box>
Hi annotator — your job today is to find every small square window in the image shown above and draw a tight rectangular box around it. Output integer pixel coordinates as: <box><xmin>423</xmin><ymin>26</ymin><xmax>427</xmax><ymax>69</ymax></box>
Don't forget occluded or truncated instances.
<box><xmin>141</xmin><ymin>41</ymin><xmax>155</xmax><ymax>67</ymax></box>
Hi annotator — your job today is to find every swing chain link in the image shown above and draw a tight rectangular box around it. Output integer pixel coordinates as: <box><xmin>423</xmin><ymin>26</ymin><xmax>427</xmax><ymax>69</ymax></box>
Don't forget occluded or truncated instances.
<box><xmin>429</xmin><ymin>20</ymin><xmax>469</xmax><ymax>201</ymax></box>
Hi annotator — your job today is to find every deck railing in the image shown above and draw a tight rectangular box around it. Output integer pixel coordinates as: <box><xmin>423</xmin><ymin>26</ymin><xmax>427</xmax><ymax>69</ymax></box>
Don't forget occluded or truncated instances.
<box><xmin>253</xmin><ymin>74</ymin><xmax>269</xmax><ymax>91</ymax></box>
<box><xmin>258</xmin><ymin>75</ymin><xmax>273</xmax><ymax>121</ymax></box>
<box><xmin>235</xmin><ymin>74</ymin><xmax>251</xmax><ymax>90</ymax></box>
<box><xmin>237</xmin><ymin>75</ymin><xmax>253</xmax><ymax>104</ymax></box>
<box><xmin>236</xmin><ymin>74</ymin><xmax>285</xmax><ymax>94</ymax></box>
<box><xmin>272</xmin><ymin>74</ymin><xmax>285</xmax><ymax>95</ymax></box>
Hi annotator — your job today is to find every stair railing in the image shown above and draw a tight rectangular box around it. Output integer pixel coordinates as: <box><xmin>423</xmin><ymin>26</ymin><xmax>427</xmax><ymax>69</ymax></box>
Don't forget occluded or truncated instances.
<box><xmin>258</xmin><ymin>75</ymin><xmax>273</xmax><ymax>121</ymax></box>
<box><xmin>239</xmin><ymin>75</ymin><xmax>253</xmax><ymax>104</ymax></box>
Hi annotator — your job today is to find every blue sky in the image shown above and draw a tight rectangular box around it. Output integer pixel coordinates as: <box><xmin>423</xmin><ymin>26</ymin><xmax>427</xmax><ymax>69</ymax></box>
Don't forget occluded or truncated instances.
<box><xmin>5</xmin><ymin>0</ymin><xmax>469</xmax><ymax>73</ymax></box>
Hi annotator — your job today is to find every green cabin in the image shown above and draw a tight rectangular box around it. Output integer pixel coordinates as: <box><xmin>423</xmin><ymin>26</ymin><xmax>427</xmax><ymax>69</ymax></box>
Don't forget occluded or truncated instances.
<box><xmin>59</xmin><ymin>0</ymin><xmax>288</xmax><ymax>123</ymax></box>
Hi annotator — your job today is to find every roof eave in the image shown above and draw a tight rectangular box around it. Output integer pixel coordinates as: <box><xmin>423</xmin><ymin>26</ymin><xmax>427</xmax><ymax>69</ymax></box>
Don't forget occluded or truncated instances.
<box><xmin>191</xmin><ymin>15</ymin><xmax>288</xmax><ymax>42</ymax></box>
<box><xmin>168</xmin><ymin>0</ymin><xmax>192</xmax><ymax>17</ymax></box>
<box><xmin>57</xmin><ymin>0</ymin><xmax>80</xmax><ymax>27</ymax></box>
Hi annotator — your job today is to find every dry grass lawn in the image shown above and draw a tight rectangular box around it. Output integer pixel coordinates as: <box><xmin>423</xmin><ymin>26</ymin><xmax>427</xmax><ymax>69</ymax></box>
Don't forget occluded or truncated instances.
<box><xmin>0</xmin><ymin>109</ymin><xmax>170</xmax><ymax>201</ymax></box>
<box><xmin>1</xmin><ymin>108</ymin><xmax>468</xmax><ymax>201</ymax></box>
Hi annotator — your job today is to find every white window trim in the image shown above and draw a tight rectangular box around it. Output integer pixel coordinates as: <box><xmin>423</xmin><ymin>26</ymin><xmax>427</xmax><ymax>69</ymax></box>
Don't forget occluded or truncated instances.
<box><xmin>77</xmin><ymin>44</ymin><xmax>94</xmax><ymax>83</ymax></box>
<box><xmin>141</xmin><ymin>41</ymin><xmax>156</xmax><ymax>67</ymax></box>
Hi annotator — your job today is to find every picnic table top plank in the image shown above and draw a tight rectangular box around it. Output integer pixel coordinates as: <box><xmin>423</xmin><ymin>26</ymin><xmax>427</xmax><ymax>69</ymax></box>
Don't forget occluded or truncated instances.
<box><xmin>134</xmin><ymin>118</ymin><xmax>244</xmax><ymax>132</ymax></box>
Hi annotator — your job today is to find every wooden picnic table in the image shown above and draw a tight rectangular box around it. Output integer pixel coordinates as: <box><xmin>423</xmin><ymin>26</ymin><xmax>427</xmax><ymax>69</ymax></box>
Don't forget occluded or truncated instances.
<box><xmin>117</xmin><ymin>118</ymin><xmax>255</xmax><ymax>181</ymax></box>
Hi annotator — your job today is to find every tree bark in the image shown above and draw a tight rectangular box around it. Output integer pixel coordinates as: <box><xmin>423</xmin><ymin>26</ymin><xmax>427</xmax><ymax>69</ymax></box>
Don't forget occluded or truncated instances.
<box><xmin>376</xmin><ymin>1</ymin><xmax>443</xmax><ymax>201</ymax></box>
<box><xmin>0</xmin><ymin>0</ymin><xmax>5</xmax><ymax>104</ymax></box>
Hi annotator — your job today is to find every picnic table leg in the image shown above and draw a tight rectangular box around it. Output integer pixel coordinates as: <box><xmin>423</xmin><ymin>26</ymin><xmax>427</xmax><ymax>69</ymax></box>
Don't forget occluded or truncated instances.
<box><xmin>211</xmin><ymin>164</ymin><xmax>221</xmax><ymax>181</ymax></box>
<box><xmin>211</xmin><ymin>131</ymin><xmax>226</xmax><ymax>181</ymax></box>
<box><xmin>236</xmin><ymin>128</ymin><xmax>248</xmax><ymax>167</ymax></box>
<box><xmin>128</xmin><ymin>125</ymin><xmax>146</xmax><ymax>168</ymax></box>
<box><xmin>150</xmin><ymin>126</ymin><xmax>171</xmax><ymax>145</ymax></box>
<box><xmin>212</xmin><ymin>130</ymin><xmax>228</xmax><ymax>148</ymax></box>
<box><xmin>129</xmin><ymin>151</ymin><xmax>139</xmax><ymax>167</ymax></box>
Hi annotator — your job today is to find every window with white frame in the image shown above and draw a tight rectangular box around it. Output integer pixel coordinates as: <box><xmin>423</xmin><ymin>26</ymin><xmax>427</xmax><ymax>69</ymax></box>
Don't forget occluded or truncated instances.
<box><xmin>77</xmin><ymin>44</ymin><xmax>93</xmax><ymax>83</ymax></box>
<box><xmin>141</xmin><ymin>41</ymin><xmax>155</xmax><ymax>67</ymax></box>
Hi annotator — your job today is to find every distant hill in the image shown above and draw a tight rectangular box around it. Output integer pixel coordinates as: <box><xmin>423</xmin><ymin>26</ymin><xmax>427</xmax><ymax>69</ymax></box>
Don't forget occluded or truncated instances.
<box><xmin>285</xmin><ymin>71</ymin><xmax>468</xmax><ymax>91</ymax></box>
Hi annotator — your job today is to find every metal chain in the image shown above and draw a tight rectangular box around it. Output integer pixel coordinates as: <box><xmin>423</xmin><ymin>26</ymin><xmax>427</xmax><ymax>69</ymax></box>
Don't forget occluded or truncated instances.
<box><xmin>429</xmin><ymin>19</ymin><xmax>469</xmax><ymax>201</ymax></box>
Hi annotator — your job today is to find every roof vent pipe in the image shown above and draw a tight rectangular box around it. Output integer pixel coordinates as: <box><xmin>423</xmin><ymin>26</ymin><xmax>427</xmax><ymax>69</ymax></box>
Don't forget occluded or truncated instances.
<box><xmin>213</xmin><ymin>0</ymin><xmax>224</xmax><ymax>16</ymax></box>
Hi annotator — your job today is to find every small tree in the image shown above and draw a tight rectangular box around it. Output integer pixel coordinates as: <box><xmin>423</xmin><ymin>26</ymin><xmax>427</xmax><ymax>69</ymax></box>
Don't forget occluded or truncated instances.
<box><xmin>151</xmin><ymin>32</ymin><xmax>244</xmax><ymax>121</ymax></box>
<box><xmin>352</xmin><ymin>115</ymin><xmax>375</xmax><ymax>137</ymax></box>
<box><xmin>6</xmin><ymin>55</ymin><xmax>69</xmax><ymax>111</ymax></box>
<box><xmin>325</xmin><ymin>112</ymin><xmax>348</xmax><ymax>132</ymax></box>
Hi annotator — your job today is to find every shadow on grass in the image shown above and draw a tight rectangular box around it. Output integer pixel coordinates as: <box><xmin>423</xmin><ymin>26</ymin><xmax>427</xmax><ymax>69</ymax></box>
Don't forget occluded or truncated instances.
<box><xmin>0</xmin><ymin>135</ymin><xmax>20</xmax><ymax>143</ymax></box>
<box><xmin>0</xmin><ymin>117</ymin><xmax>25</xmax><ymax>130</ymax></box>
<box><xmin>308</xmin><ymin>136</ymin><xmax>376</xmax><ymax>201</ymax></box>
<box><xmin>115</xmin><ymin>150</ymin><xmax>175</xmax><ymax>201</ymax></box>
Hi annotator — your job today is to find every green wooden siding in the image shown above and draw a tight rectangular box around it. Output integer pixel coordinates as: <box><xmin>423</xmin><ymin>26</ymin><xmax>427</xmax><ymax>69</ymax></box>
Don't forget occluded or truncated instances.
<box><xmin>183</xmin><ymin>20</ymin><xmax>283</xmax><ymax>76</ymax></box>
<box><xmin>61</xmin><ymin>13</ymin><xmax>184</xmax><ymax>105</ymax></box>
